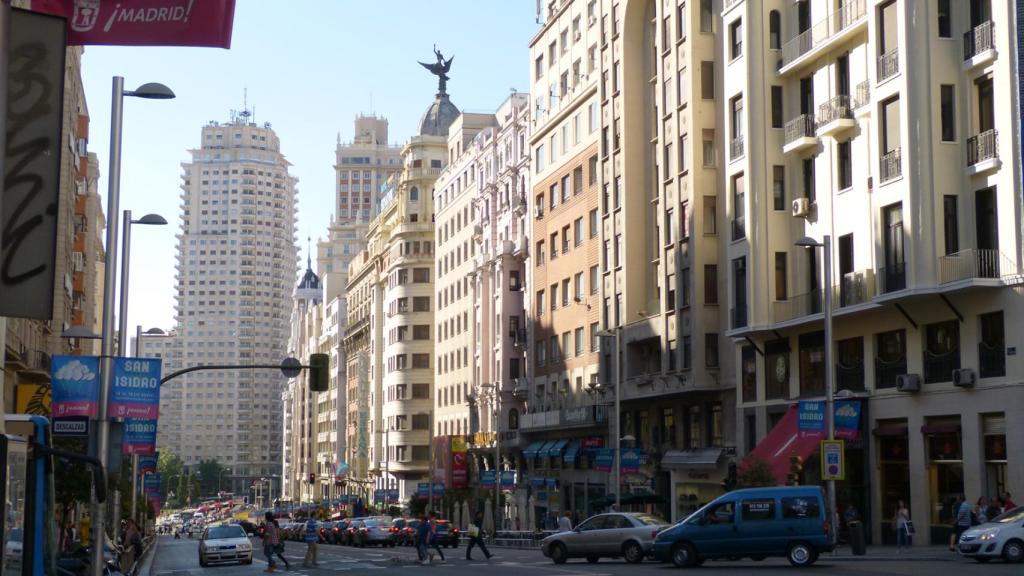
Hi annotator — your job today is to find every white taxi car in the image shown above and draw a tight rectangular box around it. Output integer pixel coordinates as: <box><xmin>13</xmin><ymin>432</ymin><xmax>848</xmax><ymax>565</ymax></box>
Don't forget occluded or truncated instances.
<box><xmin>199</xmin><ymin>524</ymin><xmax>253</xmax><ymax>566</ymax></box>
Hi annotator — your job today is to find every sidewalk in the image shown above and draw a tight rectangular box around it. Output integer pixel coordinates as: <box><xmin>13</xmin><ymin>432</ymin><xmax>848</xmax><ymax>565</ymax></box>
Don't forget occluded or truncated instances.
<box><xmin>138</xmin><ymin>534</ymin><xmax>159</xmax><ymax>576</ymax></box>
<box><xmin>827</xmin><ymin>544</ymin><xmax>959</xmax><ymax>561</ymax></box>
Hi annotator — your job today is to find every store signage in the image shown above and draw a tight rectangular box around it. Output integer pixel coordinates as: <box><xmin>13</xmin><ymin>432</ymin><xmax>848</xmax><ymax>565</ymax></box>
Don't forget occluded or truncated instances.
<box><xmin>480</xmin><ymin>470</ymin><xmax>496</xmax><ymax>488</ymax></box>
<box><xmin>798</xmin><ymin>401</ymin><xmax>825</xmax><ymax>434</ymax></box>
<box><xmin>51</xmin><ymin>356</ymin><xmax>99</xmax><ymax>417</ymax></box>
<box><xmin>110</xmin><ymin>357</ymin><xmax>162</xmax><ymax>419</ymax></box>
<box><xmin>581</xmin><ymin>437</ymin><xmax>604</xmax><ymax>449</ymax></box>
<box><xmin>562</xmin><ymin>406</ymin><xmax>591</xmax><ymax>424</ymax></box>
<box><xmin>821</xmin><ymin>440</ymin><xmax>845</xmax><ymax>481</ymax></box>
<box><xmin>53</xmin><ymin>417</ymin><xmax>89</xmax><ymax>437</ymax></box>
<box><xmin>593</xmin><ymin>448</ymin><xmax>614</xmax><ymax>472</ymax></box>
<box><xmin>834</xmin><ymin>400</ymin><xmax>862</xmax><ymax>439</ymax></box>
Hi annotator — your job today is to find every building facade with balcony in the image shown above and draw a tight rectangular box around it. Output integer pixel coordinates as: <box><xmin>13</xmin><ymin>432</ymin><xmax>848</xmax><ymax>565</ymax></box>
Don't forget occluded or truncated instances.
<box><xmin>525</xmin><ymin>0</ymin><xmax>609</xmax><ymax>524</ymax></box>
<box><xmin>170</xmin><ymin>113</ymin><xmax>298</xmax><ymax>496</ymax></box>
<box><xmin>589</xmin><ymin>0</ymin><xmax>736</xmax><ymax>524</ymax></box>
<box><xmin>726</xmin><ymin>0</ymin><xmax>1024</xmax><ymax>547</ymax></box>
<box><xmin>432</xmin><ymin>93</ymin><xmax>532</xmax><ymax>514</ymax></box>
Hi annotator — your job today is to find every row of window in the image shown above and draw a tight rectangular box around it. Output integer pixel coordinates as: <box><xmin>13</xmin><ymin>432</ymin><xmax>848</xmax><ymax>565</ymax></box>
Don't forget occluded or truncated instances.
<box><xmin>534</xmin><ymin>322</ymin><xmax>600</xmax><ymax>368</ymax></box>
<box><xmin>535</xmin><ymin>210</ymin><xmax>599</xmax><ymax>266</ymax></box>
<box><xmin>535</xmin><ymin>265</ymin><xmax>599</xmax><ymax>316</ymax></box>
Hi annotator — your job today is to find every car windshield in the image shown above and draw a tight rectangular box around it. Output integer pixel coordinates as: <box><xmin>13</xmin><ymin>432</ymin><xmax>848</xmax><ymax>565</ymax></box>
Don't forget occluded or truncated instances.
<box><xmin>990</xmin><ymin>506</ymin><xmax>1024</xmax><ymax>524</ymax></box>
<box><xmin>632</xmin><ymin>513</ymin><xmax>666</xmax><ymax>526</ymax></box>
<box><xmin>434</xmin><ymin>522</ymin><xmax>450</xmax><ymax>532</ymax></box>
<box><xmin>364</xmin><ymin>519</ymin><xmax>386</xmax><ymax>527</ymax></box>
<box><xmin>206</xmin><ymin>526</ymin><xmax>246</xmax><ymax>540</ymax></box>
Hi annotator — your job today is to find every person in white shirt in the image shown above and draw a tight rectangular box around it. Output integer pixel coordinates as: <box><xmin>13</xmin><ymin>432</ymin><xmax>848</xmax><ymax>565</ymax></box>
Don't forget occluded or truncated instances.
<box><xmin>557</xmin><ymin>511</ymin><xmax>573</xmax><ymax>532</ymax></box>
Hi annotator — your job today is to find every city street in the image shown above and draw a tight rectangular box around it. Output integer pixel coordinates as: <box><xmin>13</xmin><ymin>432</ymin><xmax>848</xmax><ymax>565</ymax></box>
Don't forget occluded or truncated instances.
<box><xmin>149</xmin><ymin>535</ymin><xmax>1023</xmax><ymax>575</ymax></box>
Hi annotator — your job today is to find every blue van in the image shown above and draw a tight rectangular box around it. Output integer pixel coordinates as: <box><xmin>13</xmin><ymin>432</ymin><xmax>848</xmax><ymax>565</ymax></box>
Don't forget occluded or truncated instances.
<box><xmin>652</xmin><ymin>486</ymin><xmax>834</xmax><ymax>567</ymax></box>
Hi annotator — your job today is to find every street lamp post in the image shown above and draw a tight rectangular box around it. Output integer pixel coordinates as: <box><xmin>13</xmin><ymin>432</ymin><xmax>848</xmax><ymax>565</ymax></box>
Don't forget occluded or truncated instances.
<box><xmin>92</xmin><ymin>76</ymin><xmax>174</xmax><ymax>576</ymax></box>
<box><xmin>219</xmin><ymin>468</ymin><xmax>233</xmax><ymax>494</ymax></box>
<box><xmin>596</xmin><ymin>328</ymin><xmax>622</xmax><ymax>509</ymax></box>
<box><xmin>796</xmin><ymin>235</ymin><xmax>836</xmax><ymax>543</ymax></box>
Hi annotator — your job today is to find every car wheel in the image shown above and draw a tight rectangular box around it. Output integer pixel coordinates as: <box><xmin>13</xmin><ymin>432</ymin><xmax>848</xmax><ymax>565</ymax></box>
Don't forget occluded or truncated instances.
<box><xmin>586</xmin><ymin>556</ymin><xmax>599</xmax><ymax>564</ymax></box>
<box><xmin>1003</xmin><ymin>539</ymin><xmax>1024</xmax><ymax>563</ymax></box>
<box><xmin>623</xmin><ymin>541</ymin><xmax>644</xmax><ymax>564</ymax></box>
<box><xmin>549</xmin><ymin>542</ymin><xmax>568</xmax><ymax>564</ymax></box>
<box><xmin>787</xmin><ymin>542</ymin><xmax>817</xmax><ymax>567</ymax></box>
<box><xmin>671</xmin><ymin>542</ymin><xmax>697</xmax><ymax>568</ymax></box>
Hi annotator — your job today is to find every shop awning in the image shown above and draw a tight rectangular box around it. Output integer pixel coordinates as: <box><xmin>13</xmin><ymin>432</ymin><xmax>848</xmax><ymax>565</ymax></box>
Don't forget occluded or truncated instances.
<box><xmin>661</xmin><ymin>448</ymin><xmax>723</xmax><ymax>469</ymax></box>
<box><xmin>563</xmin><ymin>441</ymin><xmax>581</xmax><ymax>464</ymax></box>
<box><xmin>523</xmin><ymin>441</ymin><xmax>546</xmax><ymax>459</ymax></box>
<box><xmin>534</xmin><ymin>440</ymin><xmax>556</xmax><ymax>459</ymax></box>
<box><xmin>547</xmin><ymin>439</ymin><xmax>569</xmax><ymax>457</ymax></box>
<box><xmin>747</xmin><ymin>405</ymin><xmax>822</xmax><ymax>484</ymax></box>
<box><xmin>872</xmin><ymin>425</ymin><xmax>908</xmax><ymax>437</ymax></box>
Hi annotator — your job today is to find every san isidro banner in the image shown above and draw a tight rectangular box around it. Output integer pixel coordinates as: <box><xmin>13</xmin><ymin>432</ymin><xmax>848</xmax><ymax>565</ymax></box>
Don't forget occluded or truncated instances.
<box><xmin>110</xmin><ymin>357</ymin><xmax>162</xmax><ymax>419</ymax></box>
<box><xmin>123</xmin><ymin>418</ymin><xmax>158</xmax><ymax>455</ymax></box>
<box><xmin>138</xmin><ymin>453</ymin><xmax>159</xmax><ymax>474</ymax></box>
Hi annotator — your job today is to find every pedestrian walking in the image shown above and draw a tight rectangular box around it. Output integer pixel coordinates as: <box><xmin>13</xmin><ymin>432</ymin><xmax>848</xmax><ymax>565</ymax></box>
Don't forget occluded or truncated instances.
<box><xmin>302</xmin><ymin>517</ymin><xmax>319</xmax><ymax>568</ymax></box>
<box><xmin>557</xmin><ymin>510</ymin><xmax>573</xmax><ymax>533</ymax></box>
<box><xmin>951</xmin><ymin>495</ymin><xmax>971</xmax><ymax>551</ymax></box>
<box><xmin>261</xmin><ymin>513</ymin><xmax>279</xmax><ymax>572</ymax></box>
<box><xmin>465</xmin><ymin>512</ymin><xmax>493</xmax><ymax>561</ymax></box>
<box><xmin>427</xmin><ymin>512</ymin><xmax>445</xmax><ymax>562</ymax></box>
<box><xmin>893</xmin><ymin>500</ymin><xmax>911</xmax><ymax>553</ymax></box>
<box><xmin>415</xmin><ymin>515</ymin><xmax>430</xmax><ymax>564</ymax></box>
<box><xmin>974</xmin><ymin>497</ymin><xmax>990</xmax><ymax>525</ymax></box>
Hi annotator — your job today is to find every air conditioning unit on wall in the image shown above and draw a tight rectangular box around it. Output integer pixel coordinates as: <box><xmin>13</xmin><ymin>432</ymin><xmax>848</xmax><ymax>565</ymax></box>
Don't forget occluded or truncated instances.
<box><xmin>952</xmin><ymin>368</ymin><xmax>976</xmax><ymax>388</ymax></box>
<box><xmin>792</xmin><ymin>197</ymin><xmax>812</xmax><ymax>218</ymax></box>
<box><xmin>896</xmin><ymin>373</ymin><xmax>921</xmax><ymax>392</ymax></box>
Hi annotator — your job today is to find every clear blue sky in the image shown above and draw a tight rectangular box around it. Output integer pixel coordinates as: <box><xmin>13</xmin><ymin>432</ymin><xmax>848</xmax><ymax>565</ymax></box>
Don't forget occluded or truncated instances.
<box><xmin>82</xmin><ymin>1</ymin><xmax>537</xmax><ymax>334</ymax></box>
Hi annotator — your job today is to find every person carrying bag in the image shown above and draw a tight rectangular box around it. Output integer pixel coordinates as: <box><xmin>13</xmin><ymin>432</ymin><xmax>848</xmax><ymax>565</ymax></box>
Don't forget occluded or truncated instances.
<box><xmin>465</xmin><ymin>512</ymin><xmax>493</xmax><ymax>561</ymax></box>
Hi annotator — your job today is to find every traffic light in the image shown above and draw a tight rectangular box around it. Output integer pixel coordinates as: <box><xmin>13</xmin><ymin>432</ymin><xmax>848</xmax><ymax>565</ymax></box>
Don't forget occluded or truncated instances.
<box><xmin>721</xmin><ymin>461</ymin><xmax>738</xmax><ymax>492</ymax></box>
<box><xmin>788</xmin><ymin>454</ymin><xmax>805</xmax><ymax>485</ymax></box>
<box><xmin>308</xmin><ymin>473</ymin><xmax>316</xmax><ymax>485</ymax></box>
<box><xmin>309</xmin><ymin>353</ymin><xmax>329</xmax><ymax>392</ymax></box>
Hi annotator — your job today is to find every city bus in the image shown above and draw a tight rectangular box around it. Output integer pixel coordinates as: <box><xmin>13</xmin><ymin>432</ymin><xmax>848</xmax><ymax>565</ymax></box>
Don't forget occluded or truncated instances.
<box><xmin>2</xmin><ymin>415</ymin><xmax>106</xmax><ymax>576</ymax></box>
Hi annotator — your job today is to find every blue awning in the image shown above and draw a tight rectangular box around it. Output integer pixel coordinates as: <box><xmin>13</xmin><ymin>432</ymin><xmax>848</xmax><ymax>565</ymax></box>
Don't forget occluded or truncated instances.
<box><xmin>523</xmin><ymin>441</ymin><xmax>546</xmax><ymax>459</ymax></box>
<box><xmin>535</xmin><ymin>440</ymin><xmax>556</xmax><ymax>458</ymax></box>
<box><xmin>547</xmin><ymin>439</ymin><xmax>569</xmax><ymax>457</ymax></box>
<box><xmin>563</xmin><ymin>441</ymin><xmax>581</xmax><ymax>464</ymax></box>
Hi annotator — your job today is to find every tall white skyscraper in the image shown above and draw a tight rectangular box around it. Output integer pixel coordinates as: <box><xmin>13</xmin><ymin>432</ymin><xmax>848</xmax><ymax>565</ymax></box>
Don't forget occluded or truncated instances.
<box><xmin>166</xmin><ymin>111</ymin><xmax>298</xmax><ymax>494</ymax></box>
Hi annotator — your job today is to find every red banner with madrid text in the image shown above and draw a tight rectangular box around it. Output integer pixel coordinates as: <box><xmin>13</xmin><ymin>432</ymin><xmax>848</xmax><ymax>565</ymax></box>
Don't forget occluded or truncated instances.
<box><xmin>31</xmin><ymin>0</ymin><xmax>235</xmax><ymax>48</ymax></box>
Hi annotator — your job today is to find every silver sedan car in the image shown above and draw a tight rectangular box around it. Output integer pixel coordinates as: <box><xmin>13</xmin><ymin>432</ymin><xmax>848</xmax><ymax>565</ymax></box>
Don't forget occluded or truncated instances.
<box><xmin>541</xmin><ymin>512</ymin><xmax>670</xmax><ymax>564</ymax></box>
<box><xmin>198</xmin><ymin>524</ymin><xmax>253</xmax><ymax>566</ymax></box>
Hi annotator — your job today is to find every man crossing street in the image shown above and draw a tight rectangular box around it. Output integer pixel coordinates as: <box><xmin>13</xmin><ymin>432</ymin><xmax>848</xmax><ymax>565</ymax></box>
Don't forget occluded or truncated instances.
<box><xmin>302</xmin><ymin>516</ymin><xmax>319</xmax><ymax>568</ymax></box>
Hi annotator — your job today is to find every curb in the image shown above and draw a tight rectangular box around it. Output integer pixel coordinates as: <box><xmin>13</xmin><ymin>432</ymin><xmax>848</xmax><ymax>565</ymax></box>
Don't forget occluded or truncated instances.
<box><xmin>140</xmin><ymin>535</ymin><xmax>159</xmax><ymax>576</ymax></box>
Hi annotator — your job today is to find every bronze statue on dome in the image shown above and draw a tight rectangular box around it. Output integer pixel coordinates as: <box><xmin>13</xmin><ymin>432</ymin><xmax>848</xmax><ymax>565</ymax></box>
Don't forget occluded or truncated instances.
<box><xmin>419</xmin><ymin>45</ymin><xmax>454</xmax><ymax>95</ymax></box>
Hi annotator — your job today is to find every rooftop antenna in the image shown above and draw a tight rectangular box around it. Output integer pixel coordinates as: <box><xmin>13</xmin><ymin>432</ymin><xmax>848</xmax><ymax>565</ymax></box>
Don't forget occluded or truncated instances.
<box><xmin>307</xmin><ymin>236</ymin><xmax>312</xmax><ymax>269</ymax></box>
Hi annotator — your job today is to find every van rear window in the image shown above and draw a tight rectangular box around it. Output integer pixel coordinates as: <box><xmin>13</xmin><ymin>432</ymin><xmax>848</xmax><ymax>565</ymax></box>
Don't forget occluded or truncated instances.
<box><xmin>741</xmin><ymin>499</ymin><xmax>776</xmax><ymax>521</ymax></box>
<box><xmin>781</xmin><ymin>497</ymin><xmax>821</xmax><ymax>519</ymax></box>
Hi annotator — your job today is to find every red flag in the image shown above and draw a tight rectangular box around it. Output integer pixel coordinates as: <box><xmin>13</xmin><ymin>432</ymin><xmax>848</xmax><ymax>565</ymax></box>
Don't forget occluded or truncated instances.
<box><xmin>31</xmin><ymin>0</ymin><xmax>235</xmax><ymax>48</ymax></box>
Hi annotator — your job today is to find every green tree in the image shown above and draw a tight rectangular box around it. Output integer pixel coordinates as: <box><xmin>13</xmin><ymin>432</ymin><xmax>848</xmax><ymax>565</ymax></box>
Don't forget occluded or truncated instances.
<box><xmin>197</xmin><ymin>459</ymin><xmax>226</xmax><ymax>498</ymax></box>
<box><xmin>157</xmin><ymin>451</ymin><xmax>183</xmax><ymax>504</ymax></box>
<box><xmin>737</xmin><ymin>456</ymin><xmax>778</xmax><ymax>488</ymax></box>
<box><xmin>52</xmin><ymin>437</ymin><xmax>92</xmax><ymax>543</ymax></box>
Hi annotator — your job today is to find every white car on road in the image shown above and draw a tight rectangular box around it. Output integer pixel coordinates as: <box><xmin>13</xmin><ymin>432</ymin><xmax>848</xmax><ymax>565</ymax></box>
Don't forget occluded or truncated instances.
<box><xmin>199</xmin><ymin>524</ymin><xmax>253</xmax><ymax>566</ymax></box>
<box><xmin>958</xmin><ymin>506</ymin><xmax>1024</xmax><ymax>563</ymax></box>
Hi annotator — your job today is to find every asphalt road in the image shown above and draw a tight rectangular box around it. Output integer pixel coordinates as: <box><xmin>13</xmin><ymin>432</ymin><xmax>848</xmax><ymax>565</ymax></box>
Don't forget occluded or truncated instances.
<box><xmin>150</xmin><ymin>534</ymin><xmax>1023</xmax><ymax>575</ymax></box>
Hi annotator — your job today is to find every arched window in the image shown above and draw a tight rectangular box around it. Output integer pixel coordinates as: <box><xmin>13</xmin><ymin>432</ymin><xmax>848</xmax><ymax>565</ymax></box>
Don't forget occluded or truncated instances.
<box><xmin>410</xmin><ymin>186</ymin><xmax>419</xmax><ymax>201</ymax></box>
<box><xmin>508</xmin><ymin>408</ymin><xmax>520</xmax><ymax>430</ymax></box>
<box><xmin>769</xmin><ymin>11</ymin><xmax>781</xmax><ymax>50</ymax></box>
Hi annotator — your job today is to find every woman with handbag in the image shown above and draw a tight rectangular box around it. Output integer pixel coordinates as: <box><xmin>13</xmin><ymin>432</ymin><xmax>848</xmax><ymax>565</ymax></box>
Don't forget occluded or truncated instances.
<box><xmin>465</xmin><ymin>512</ymin><xmax>493</xmax><ymax>561</ymax></box>
<box><xmin>262</xmin><ymin>513</ymin><xmax>290</xmax><ymax>572</ymax></box>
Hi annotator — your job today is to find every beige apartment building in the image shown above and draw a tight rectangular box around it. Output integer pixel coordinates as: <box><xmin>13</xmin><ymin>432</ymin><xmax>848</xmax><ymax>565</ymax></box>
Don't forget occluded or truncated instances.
<box><xmin>525</xmin><ymin>0</ymin><xmax>606</xmax><ymax>521</ymax></box>
<box><xmin>523</xmin><ymin>0</ymin><xmax>734</xmax><ymax>524</ymax></box>
<box><xmin>170</xmin><ymin>113</ymin><xmax>298</xmax><ymax>497</ymax></box>
<box><xmin>343</xmin><ymin>83</ymin><xmax>458</xmax><ymax>503</ymax></box>
<box><xmin>433</xmin><ymin>92</ymin><xmax>531</xmax><ymax>504</ymax></box>
<box><xmin>724</xmin><ymin>0</ymin><xmax>1024</xmax><ymax>546</ymax></box>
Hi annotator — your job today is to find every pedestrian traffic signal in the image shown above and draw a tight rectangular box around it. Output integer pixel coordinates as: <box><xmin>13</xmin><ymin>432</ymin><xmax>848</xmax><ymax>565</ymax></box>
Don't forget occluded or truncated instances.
<box><xmin>309</xmin><ymin>353</ymin><xmax>329</xmax><ymax>392</ymax></box>
<box><xmin>789</xmin><ymin>454</ymin><xmax>804</xmax><ymax>485</ymax></box>
<box><xmin>308</xmin><ymin>473</ymin><xmax>316</xmax><ymax>485</ymax></box>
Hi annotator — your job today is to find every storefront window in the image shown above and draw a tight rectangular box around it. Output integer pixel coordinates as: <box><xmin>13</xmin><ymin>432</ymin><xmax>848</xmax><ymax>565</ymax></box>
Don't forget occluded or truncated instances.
<box><xmin>925</xmin><ymin>418</ymin><xmax>963</xmax><ymax>540</ymax></box>
<box><xmin>983</xmin><ymin>414</ymin><xmax>1007</xmax><ymax>499</ymax></box>
<box><xmin>687</xmin><ymin>406</ymin><xmax>702</xmax><ymax>449</ymax></box>
<box><xmin>876</xmin><ymin>421</ymin><xmax>909</xmax><ymax>545</ymax></box>
<box><xmin>662</xmin><ymin>408</ymin><xmax>676</xmax><ymax>448</ymax></box>
<box><xmin>675</xmin><ymin>482</ymin><xmax>723</xmax><ymax>520</ymax></box>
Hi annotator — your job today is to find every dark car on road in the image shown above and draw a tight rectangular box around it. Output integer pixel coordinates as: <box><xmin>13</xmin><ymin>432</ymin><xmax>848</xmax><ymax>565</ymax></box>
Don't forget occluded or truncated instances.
<box><xmin>352</xmin><ymin>517</ymin><xmax>396</xmax><ymax>547</ymax></box>
<box><xmin>430</xmin><ymin>520</ymin><xmax>460</xmax><ymax>548</ymax></box>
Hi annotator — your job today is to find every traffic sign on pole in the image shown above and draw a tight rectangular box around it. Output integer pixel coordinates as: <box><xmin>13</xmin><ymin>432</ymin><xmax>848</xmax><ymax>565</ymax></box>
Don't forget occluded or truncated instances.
<box><xmin>821</xmin><ymin>440</ymin><xmax>845</xmax><ymax>481</ymax></box>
